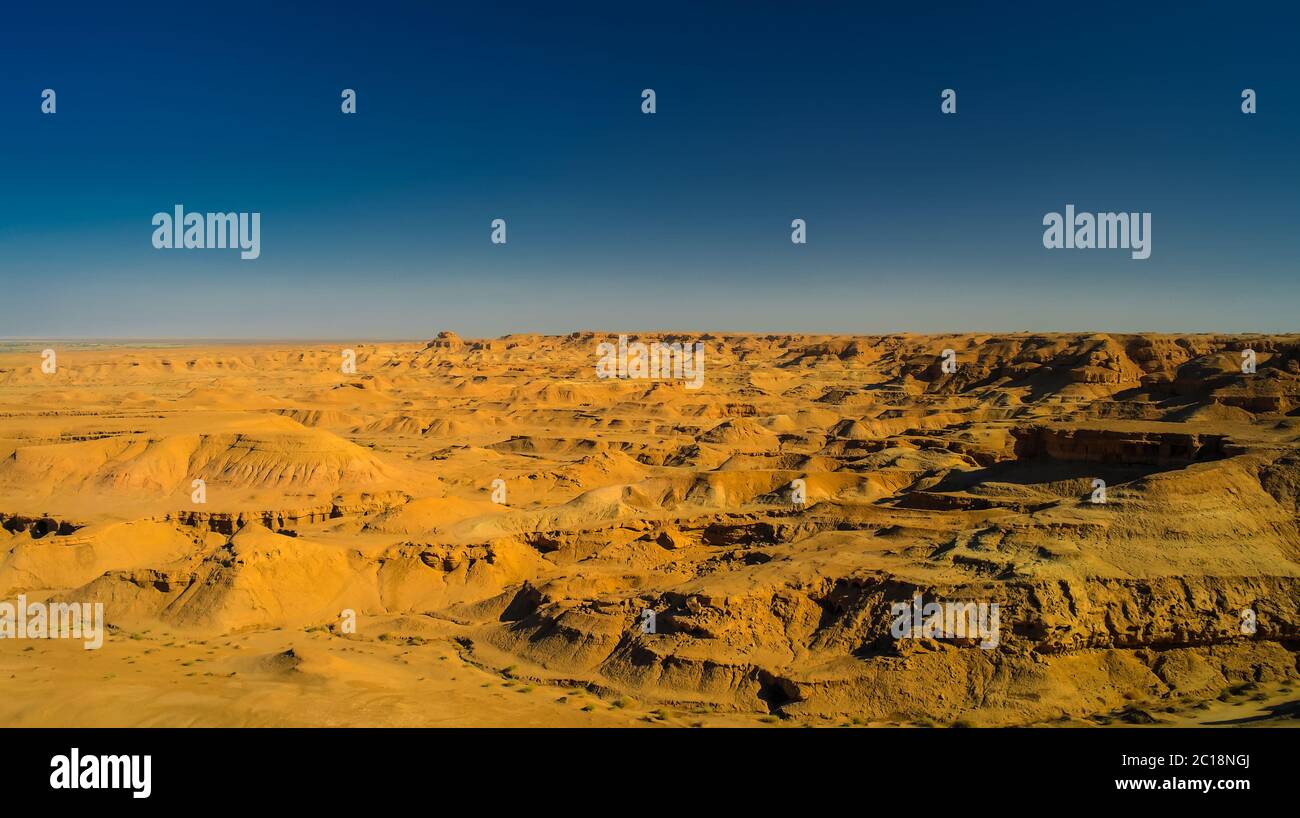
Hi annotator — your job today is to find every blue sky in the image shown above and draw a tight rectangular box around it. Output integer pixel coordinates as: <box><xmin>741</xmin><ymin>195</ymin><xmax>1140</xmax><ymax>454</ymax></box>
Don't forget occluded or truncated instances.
<box><xmin>1</xmin><ymin>1</ymin><xmax>1297</xmax><ymax>338</ymax></box>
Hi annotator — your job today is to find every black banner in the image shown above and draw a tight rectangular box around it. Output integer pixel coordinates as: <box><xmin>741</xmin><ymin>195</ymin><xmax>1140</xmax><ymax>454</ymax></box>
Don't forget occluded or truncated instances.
<box><xmin>0</xmin><ymin>726</ymin><xmax>1286</xmax><ymax>805</ymax></box>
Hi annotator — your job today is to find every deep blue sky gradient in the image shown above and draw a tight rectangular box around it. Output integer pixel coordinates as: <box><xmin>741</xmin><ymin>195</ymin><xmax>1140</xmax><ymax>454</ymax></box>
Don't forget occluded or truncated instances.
<box><xmin>1</xmin><ymin>1</ymin><xmax>1297</xmax><ymax>337</ymax></box>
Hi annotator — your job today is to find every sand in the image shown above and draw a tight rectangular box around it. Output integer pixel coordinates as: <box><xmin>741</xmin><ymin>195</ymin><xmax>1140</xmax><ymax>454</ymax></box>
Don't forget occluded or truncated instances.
<box><xmin>0</xmin><ymin>332</ymin><xmax>1297</xmax><ymax>727</ymax></box>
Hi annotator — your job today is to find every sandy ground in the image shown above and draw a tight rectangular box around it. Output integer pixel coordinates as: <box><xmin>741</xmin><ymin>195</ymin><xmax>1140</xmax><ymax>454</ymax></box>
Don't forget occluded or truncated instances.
<box><xmin>1</xmin><ymin>334</ymin><xmax>1298</xmax><ymax>727</ymax></box>
<box><xmin>2</xmin><ymin>627</ymin><xmax>1295</xmax><ymax>728</ymax></box>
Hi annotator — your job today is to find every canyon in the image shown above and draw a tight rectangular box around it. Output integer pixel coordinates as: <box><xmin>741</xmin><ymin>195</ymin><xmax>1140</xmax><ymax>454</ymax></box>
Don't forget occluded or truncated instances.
<box><xmin>0</xmin><ymin>332</ymin><xmax>1296</xmax><ymax>727</ymax></box>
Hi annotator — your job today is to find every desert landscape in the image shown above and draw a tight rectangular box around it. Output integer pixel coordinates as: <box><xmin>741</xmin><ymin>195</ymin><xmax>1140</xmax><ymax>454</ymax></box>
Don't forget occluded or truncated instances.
<box><xmin>0</xmin><ymin>332</ymin><xmax>1297</xmax><ymax>727</ymax></box>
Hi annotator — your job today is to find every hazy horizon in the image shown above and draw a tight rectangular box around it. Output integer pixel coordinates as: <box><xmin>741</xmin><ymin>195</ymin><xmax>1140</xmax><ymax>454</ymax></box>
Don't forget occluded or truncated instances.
<box><xmin>4</xmin><ymin>325</ymin><xmax>1300</xmax><ymax>344</ymax></box>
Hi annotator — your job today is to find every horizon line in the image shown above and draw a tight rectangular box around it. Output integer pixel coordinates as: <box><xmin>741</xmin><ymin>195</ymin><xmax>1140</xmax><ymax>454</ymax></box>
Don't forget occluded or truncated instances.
<box><xmin>2</xmin><ymin>330</ymin><xmax>1298</xmax><ymax>344</ymax></box>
